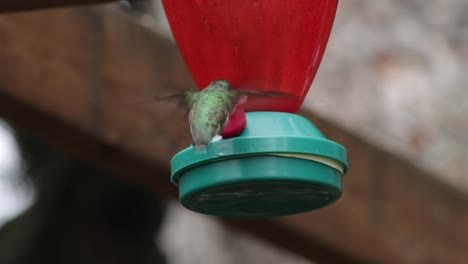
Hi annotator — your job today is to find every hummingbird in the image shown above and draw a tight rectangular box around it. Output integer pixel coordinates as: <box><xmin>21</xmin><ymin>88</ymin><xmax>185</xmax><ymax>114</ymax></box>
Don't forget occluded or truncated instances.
<box><xmin>163</xmin><ymin>79</ymin><xmax>247</xmax><ymax>151</ymax></box>
<box><xmin>139</xmin><ymin>79</ymin><xmax>295</xmax><ymax>152</ymax></box>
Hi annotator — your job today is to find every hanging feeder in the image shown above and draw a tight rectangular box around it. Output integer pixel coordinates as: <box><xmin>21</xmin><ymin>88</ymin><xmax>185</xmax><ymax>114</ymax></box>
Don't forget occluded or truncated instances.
<box><xmin>162</xmin><ymin>0</ymin><xmax>348</xmax><ymax>218</ymax></box>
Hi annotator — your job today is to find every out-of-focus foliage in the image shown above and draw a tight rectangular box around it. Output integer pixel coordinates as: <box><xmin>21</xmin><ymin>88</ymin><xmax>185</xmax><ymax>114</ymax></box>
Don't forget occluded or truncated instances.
<box><xmin>308</xmin><ymin>0</ymin><xmax>468</xmax><ymax>190</ymax></box>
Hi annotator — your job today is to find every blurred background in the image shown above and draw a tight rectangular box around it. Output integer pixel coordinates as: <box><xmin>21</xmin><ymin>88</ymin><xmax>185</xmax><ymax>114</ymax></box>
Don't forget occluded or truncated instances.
<box><xmin>0</xmin><ymin>0</ymin><xmax>467</xmax><ymax>263</ymax></box>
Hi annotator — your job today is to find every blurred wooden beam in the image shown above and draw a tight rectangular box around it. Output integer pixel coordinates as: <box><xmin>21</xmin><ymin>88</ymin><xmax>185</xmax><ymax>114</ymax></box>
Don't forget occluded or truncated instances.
<box><xmin>0</xmin><ymin>0</ymin><xmax>144</xmax><ymax>13</ymax></box>
<box><xmin>0</xmin><ymin>7</ymin><xmax>467</xmax><ymax>264</ymax></box>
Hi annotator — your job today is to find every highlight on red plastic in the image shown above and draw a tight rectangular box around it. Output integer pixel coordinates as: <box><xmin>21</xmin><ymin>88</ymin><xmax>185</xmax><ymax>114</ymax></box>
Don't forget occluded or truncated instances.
<box><xmin>162</xmin><ymin>0</ymin><xmax>338</xmax><ymax>113</ymax></box>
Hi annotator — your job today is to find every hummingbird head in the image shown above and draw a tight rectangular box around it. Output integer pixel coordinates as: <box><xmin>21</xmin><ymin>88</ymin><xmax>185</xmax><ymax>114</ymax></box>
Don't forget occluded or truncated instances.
<box><xmin>210</xmin><ymin>79</ymin><xmax>232</xmax><ymax>89</ymax></box>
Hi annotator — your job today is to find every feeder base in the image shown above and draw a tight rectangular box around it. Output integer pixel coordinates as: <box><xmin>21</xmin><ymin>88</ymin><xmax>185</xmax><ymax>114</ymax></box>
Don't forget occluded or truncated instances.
<box><xmin>171</xmin><ymin>112</ymin><xmax>348</xmax><ymax>218</ymax></box>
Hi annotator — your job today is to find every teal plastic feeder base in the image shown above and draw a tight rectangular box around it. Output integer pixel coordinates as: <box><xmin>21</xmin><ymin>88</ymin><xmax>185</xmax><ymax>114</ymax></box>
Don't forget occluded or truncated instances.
<box><xmin>171</xmin><ymin>112</ymin><xmax>348</xmax><ymax>218</ymax></box>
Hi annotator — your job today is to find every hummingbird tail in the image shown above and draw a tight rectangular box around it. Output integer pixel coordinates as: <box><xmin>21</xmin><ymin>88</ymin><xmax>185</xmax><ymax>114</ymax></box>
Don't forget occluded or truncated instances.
<box><xmin>193</xmin><ymin>144</ymin><xmax>207</xmax><ymax>153</ymax></box>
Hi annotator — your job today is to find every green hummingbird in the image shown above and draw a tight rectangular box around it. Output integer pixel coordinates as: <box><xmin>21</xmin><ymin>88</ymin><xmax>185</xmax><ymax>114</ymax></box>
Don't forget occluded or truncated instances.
<box><xmin>139</xmin><ymin>79</ymin><xmax>294</xmax><ymax>151</ymax></box>
<box><xmin>164</xmin><ymin>79</ymin><xmax>246</xmax><ymax>151</ymax></box>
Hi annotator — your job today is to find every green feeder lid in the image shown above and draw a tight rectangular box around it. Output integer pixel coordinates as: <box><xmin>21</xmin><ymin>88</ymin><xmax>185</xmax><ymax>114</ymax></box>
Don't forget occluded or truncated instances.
<box><xmin>171</xmin><ymin>112</ymin><xmax>348</xmax><ymax>218</ymax></box>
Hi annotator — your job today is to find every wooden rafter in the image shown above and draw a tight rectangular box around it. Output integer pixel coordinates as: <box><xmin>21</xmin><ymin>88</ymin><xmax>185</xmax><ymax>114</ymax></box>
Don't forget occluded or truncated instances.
<box><xmin>0</xmin><ymin>0</ymin><xmax>145</xmax><ymax>13</ymax></box>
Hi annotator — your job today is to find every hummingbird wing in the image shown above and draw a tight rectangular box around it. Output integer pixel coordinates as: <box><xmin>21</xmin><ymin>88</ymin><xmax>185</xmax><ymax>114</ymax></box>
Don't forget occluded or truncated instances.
<box><xmin>233</xmin><ymin>89</ymin><xmax>301</xmax><ymax>112</ymax></box>
<box><xmin>237</xmin><ymin>90</ymin><xmax>299</xmax><ymax>99</ymax></box>
<box><xmin>128</xmin><ymin>91</ymin><xmax>199</xmax><ymax>113</ymax></box>
<box><xmin>182</xmin><ymin>91</ymin><xmax>199</xmax><ymax>109</ymax></box>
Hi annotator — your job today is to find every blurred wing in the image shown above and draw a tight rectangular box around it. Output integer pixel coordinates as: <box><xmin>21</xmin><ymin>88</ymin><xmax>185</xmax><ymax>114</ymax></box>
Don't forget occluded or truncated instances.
<box><xmin>182</xmin><ymin>91</ymin><xmax>199</xmax><ymax>109</ymax></box>
<box><xmin>128</xmin><ymin>91</ymin><xmax>199</xmax><ymax>113</ymax></box>
<box><xmin>237</xmin><ymin>90</ymin><xmax>300</xmax><ymax>100</ymax></box>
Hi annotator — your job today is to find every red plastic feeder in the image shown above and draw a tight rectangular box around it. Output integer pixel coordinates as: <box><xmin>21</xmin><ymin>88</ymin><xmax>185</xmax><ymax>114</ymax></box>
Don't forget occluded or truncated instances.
<box><xmin>164</xmin><ymin>0</ymin><xmax>348</xmax><ymax>218</ymax></box>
